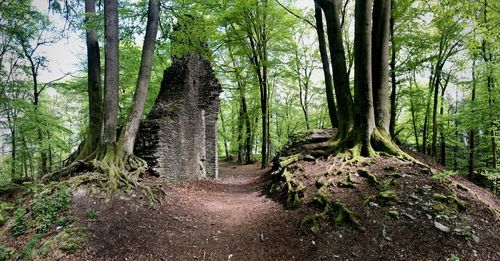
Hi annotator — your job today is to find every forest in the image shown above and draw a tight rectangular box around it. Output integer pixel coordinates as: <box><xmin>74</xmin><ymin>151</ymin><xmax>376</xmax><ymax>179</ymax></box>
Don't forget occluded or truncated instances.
<box><xmin>0</xmin><ymin>0</ymin><xmax>499</xmax><ymax>260</ymax></box>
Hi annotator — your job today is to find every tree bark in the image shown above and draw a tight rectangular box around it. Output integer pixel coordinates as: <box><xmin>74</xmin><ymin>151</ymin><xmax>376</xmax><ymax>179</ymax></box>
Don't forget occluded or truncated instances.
<box><xmin>372</xmin><ymin>0</ymin><xmax>391</xmax><ymax>131</ymax></box>
<box><xmin>102</xmin><ymin>0</ymin><xmax>120</xmax><ymax>146</ymax></box>
<box><xmin>316</xmin><ymin>0</ymin><xmax>354</xmax><ymax>136</ymax></box>
<box><xmin>439</xmin><ymin>73</ymin><xmax>450</xmax><ymax>165</ymax></box>
<box><xmin>314</xmin><ymin>2</ymin><xmax>338</xmax><ymax>128</ymax></box>
<box><xmin>354</xmin><ymin>0</ymin><xmax>375</xmax><ymax>156</ymax></box>
<box><xmin>76</xmin><ymin>0</ymin><xmax>103</xmax><ymax>160</ymax></box>
<box><xmin>118</xmin><ymin>0</ymin><xmax>160</xmax><ymax>157</ymax></box>
<box><xmin>468</xmin><ymin>60</ymin><xmax>476</xmax><ymax>179</ymax></box>
<box><xmin>389</xmin><ymin>0</ymin><xmax>397</xmax><ymax>137</ymax></box>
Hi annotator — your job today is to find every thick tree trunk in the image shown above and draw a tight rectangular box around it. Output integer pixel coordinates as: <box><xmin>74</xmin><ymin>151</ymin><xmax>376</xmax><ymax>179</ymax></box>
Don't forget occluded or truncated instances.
<box><xmin>372</xmin><ymin>0</ymin><xmax>391</xmax><ymax>131</ymax></box>
<box><xmin>118</xmin><ymin>0</ymin><xmax>160</xmax><ymax>157</ymax></box>
<box><xmin>76</xmin><ymin>0</ymin><xmax>103</xmax><ymax>160</ymax></box>
<box><xmin>102</xmin><ymin>0</ymin><xmax>120</xmax><ymax>146</ymax></box>
<box><xmin>316</xmin><ymin>0</ymin><xmax>354</xmax><ymax>136</ymax></box>
<box><xmin>314</xmin><ymin>2</ymin><xmax>338</xmax><ymax>128</ymax></box>
<box><xmin>354</xmin><ymin>0</ymin><xmax>375</xmax><ymax>156</ymax></box>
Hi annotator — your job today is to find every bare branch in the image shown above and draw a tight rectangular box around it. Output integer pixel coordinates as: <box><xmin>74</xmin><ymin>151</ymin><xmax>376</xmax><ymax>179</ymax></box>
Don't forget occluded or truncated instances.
<box><xmin>274</xmin><ymin>0</ymin><xmax>316</xmax><ymax>29</ymax></box>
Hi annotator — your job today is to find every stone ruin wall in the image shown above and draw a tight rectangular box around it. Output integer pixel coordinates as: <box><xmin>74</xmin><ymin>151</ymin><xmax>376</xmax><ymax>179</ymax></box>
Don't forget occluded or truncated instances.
<box><xmin>134</xmin><ymin>52</ymin><xmax>222</xmax><ymax>180</ymax></box>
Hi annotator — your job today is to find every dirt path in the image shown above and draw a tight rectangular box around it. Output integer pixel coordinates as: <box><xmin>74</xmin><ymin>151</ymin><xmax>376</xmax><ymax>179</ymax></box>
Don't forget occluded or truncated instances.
<box><xmin>73</xmin><ymin>161</ymin><xmax>315</xmax><ymax>260</ymax></box>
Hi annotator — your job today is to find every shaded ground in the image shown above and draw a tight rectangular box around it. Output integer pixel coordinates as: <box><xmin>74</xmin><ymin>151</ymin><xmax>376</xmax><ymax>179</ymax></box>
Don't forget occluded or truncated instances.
<box><xmin>63</xmin><ymin>158</ymin><xmax>500</xmax><ymax>260</ymax></box>
<box><xmin>68</xmin><ymin>162</ymin><xmax>312</xmax><ymax>260</ymax></box>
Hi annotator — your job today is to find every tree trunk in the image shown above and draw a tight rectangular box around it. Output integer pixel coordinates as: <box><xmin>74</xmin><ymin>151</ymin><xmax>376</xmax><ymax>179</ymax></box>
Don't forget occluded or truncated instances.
<box><xmin>76</xmin><ymin>0</ymin><xmax>103</xmax><ymax>160</ymax></box>
<box><xmin>410</xmin><ymin>74</ymin><xmax>420</xmax><ymax>151</ymax></box>
<box><xmin>354</xmin><ymin>0</ymin><xmax>375</xmax><ymax>156</ymax></box>
<box><xmin>372</xmin><ymin>0</ymin><xmax>391</xmax><ymax>131</ymax></box>
<box><xmin>389</xmin><ymin>0</ymin><xmax>397</xmax><ymax>137</ymax></box>
<box><xmin>468</xmin><ymin>61</ymin><xmax>476</xmax><ymax>179</ymax></box>
<box><xmin>220</xmin><ymin>109</ymin><xmax>230</xmax><ymax>161</ymax></box>
<box><xmin>102</xmin><ymin>0</ymin><xmax>120</xmax><ymax>147</ymax></box>
<box><xmin>314</xmin><ymin>2</ymin><xmax>338</xmax><ymax>128</ymax></box>
<box><xmin>431</xmin><ymin>68</ymin><xmax>441</xmax><ymax>157</ymax></box>
<box><xmin>439</xmin><ymin>73</ymin><xmax>450</xmax><ymax>165</ymax></box>
<box><xmin>316</xmin><ymin>0</ymin><xmax>354</xmax><ymax>136</ymax></box>
<box><xmin>118</xmin><ymin>0</ymin><xmax>160</xmax><ymax>157</ymax></box>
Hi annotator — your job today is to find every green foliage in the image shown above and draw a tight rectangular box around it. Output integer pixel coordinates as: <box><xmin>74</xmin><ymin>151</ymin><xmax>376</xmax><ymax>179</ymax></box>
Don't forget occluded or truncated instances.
<box><xmin>0</xmin><ymin>244</ymin><xmax>14</xmax><ymax>261</ymax></box>
<box><xmin>21</xmin><ymin>234</ymin><xmax>41</xmax><ymax>261</ymax></box>
<box><xmin>85</xmin><ymin>208</ymin><xmax>97</xmax><ymax>220</ymax></box>
<box><xmin>30</xmin><ymin>184</ymin><xmax>71</xmax><ymax>233</ymax></box>
<box><xmin>432</xmin><ymin>170</ymin><xmax>458</xmax><ymax>180</ymax></box>
<box><xmin>11</xmin><ymin>208</ymin><xmax>27</xmax><ymax>237</ymax></box>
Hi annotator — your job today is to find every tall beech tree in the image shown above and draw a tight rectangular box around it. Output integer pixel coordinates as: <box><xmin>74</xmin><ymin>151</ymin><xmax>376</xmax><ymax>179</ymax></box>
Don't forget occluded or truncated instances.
<box><xmin>326</xmin><ymin>0</ymin><xmax>405</xmax><ymax>158</ymax></box>
<box><xmin>58</xmin><ymin>0</ymin><xmax>160</xmax><ymax>195</ymax></box>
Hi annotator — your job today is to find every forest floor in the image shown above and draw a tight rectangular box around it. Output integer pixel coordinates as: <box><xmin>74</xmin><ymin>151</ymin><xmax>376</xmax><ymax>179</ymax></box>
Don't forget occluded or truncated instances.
<box><xmin>62</xmin><ymin>157</ymin><xmax>500</xmax><ymax>261</ymax></box>
<box><xmin>1</xmin><ymin>155</ymin><xmax>499</xmax><ymax>260</ymax></box>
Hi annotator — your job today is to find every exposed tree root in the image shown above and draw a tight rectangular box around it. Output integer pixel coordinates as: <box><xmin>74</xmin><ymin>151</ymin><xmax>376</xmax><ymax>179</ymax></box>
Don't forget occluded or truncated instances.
<box><xmin>44</xmin><ymin>144</ymin><xmax>163</xmax><ymax>205</ymax></box>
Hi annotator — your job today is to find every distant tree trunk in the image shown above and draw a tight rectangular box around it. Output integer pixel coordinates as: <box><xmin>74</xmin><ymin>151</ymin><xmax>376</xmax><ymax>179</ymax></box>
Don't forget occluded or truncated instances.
<box><xmin>372</xmin><ymin>0</ymin><xmax>391</xmax><ymax>132</ymax></box>
<box><xmin>220</xmin><ymin>110</ymin><xmax>230</xmax><ymax>161</ymax></box>
<box><xmin>410</xmin><ymin>74</ymin><xmax>420</xmax><ymax>151</ymax></box>
<box><xmin>314</xmin><ymin>2</ymin><xmax>338</xmax><ymax>128</ymax></box>
<box><xmin>76</xmin><ymin>0</ymin><xmax>103</xmax><ymax>160</ymax></box>
<box><xmin>244</xmin><ymin>99</ymin><xmax>252</xmax><ymax>164</ymax></box>
<box><xmin>118</xmin><ymin>0</ymin><xmax>160</xmax><ymax>157</ymax></box>
<box><xmin>468</xmin><ymin>60</ymin><xmax>476</xmax><ymax>179</ymax></box>
<box><xmin>431</xmin><ymin>67</ymin><xmax>441</xmax><ymax>157</ymax></box>
<box><xmin>439</xmin><ymin>73</ymin><xmax>450</xmax><ymax>165</ymax></box>
<box><xmin>389</xmin><ymin>0</ymin><xmax>397</xmax><ymax>137</ymax></box>
<box><xmin>316</xmin><ymin>0</ymin><xmax>354</xmax><ymax>137</ymax></box>
<box><xmin>237</xmin><ymin>105</ymin><xmax>244</xmax><ymax>163</ymax></box>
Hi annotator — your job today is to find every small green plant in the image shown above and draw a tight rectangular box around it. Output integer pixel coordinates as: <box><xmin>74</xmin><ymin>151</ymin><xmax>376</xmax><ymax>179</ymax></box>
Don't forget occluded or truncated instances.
<box><xmin>432</xmin><ymin>170</ymin><xmax>457</xmax><ymax>180</ymax></box>
<box><xmin>30</xmin><ymin>184</ymin><xmax>71</xmax><ymax>233</ymax></box>
<box><xmin>0</xmin><ymin>244</ymin><xmax>14</xmax><ymax>261</ymax></box>
<box><xmin>11</xmin><ymin>208</ymin><xmax>27</xmax><ymax>236</ymax></box>
<box><xmin>85</xmin><ymin>208</ymin><xmax>97</xmax><ymax>220</ymax></box>
<box><xmin>378</xmin><ymin>178</ymin><xmax>393</xmax><ymax>192</ymax></box>
<box><xmin>21</xmin><ymin>234</ymin><xmax>41</xmax><ymax>260</ymax></box>
<box><xmin>448</xmin><ymin>254</ymin><xmax>460</xmax><ymax>261</ymax></box>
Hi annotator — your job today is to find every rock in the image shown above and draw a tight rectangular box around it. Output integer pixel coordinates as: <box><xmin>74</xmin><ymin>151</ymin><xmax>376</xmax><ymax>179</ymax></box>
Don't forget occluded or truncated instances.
<box><xmin>303</xmin><ymin>155</ymin><xmax>316</xmax><ymax>161</ymax></box>
<box><xmin>472</xmin><ymin>234</ymin><xmax>480</xmax><ymax>243</ymax></box>
<box><xmin>369</xmin><ymin>202</ymin><xmax>380</xmax><ymax>208</ymax></box>
<box><xmin>402</xmin><ymin>213</ymin><xmax>416</xmax><ymax>220</ymax></box>
<box><xmin>422</xmin><ymin>185</ymin><xmax>432</xmax><ymax>190</ymax></box>
<box><xmin>387</xmin><ymin>210</ymin><xmax>399</xmax><ymax>218</ymax></box>
<box><xmin>456</xmin><ymin>183</ymin><xmax>469</xmax><ymax>191</ymax></box>
<box><xmin>433</xmin><ymin>221</ymin><xmax>450</xmax><ymax>233</ymax></box>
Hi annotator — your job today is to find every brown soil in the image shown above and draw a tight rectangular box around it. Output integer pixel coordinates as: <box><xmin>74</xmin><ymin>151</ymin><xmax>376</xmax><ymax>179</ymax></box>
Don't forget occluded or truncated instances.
<box><xmin>61</xmin><ymin>159</ymin><xmax>499</xmax><ymax>261</ymax></box>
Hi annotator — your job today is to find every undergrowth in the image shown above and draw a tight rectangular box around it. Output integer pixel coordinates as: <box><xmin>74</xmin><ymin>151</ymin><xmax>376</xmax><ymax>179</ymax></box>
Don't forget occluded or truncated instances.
<box><xmin>1</xmin><ymin>181</ymin><xmax>84</xmax><ymax>260</ymax></box>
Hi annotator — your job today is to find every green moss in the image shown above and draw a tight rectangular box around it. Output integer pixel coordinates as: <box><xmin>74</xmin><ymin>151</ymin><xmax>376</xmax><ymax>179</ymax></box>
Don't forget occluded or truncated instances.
<box><xmin>431</xmin><ymin>193</ymin><xmax>466</xmax><ymax>214</ymax></box>
<box><xmin>279</xmin><ymin>154</ymin><xmax>301</xmax><ymax>168</ymax></box>
<box><xmin>339</xmin><ymin>174</ymin><xmax>356</xmax><ymax>188</ymax></box>
<box><xmin>282</xmin><ymin>170</ymin><xmax>305</xmax><ymax>208</ymax></box>
<box><xmin>376</xmin><ymin>190</ymin><xmax>400</xmax><ymax>206</ymax></box>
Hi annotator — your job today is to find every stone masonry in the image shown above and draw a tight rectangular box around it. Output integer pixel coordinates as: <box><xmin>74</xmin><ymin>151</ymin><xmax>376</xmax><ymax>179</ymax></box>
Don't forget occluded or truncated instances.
<box><xmin>134</xmin><ymin>52</ymin><xmax>222</xmax><ymax>180</ymax></box>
